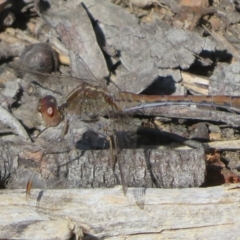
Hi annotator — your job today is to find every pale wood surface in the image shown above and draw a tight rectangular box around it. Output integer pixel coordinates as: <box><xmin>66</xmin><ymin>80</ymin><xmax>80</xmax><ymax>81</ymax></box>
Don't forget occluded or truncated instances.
<box><xmin>1</xmin><ymin>185</ymin><xmax>240</xmax><ymax>239</ymax></box>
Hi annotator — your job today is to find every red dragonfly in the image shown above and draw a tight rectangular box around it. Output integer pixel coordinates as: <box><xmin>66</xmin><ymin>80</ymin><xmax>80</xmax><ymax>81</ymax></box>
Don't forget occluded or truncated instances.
<box><xmin>36</xmin><ymin>76</ymin><xmax>240</xmax><ymax>196</ymax></box>
<box><xmin>10</xmin><ymin>57</ymin><xmax>240</xmax><ymax>196</ymax></box>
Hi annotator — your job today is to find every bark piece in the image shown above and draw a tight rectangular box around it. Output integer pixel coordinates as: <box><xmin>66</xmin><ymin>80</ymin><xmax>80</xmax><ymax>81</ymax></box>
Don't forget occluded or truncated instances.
<box><xmin>210</xmin><ymin>62</ymin><xmax>240</xmax><ymax>94</ymax></box>
<box><xmin>0</xmin><ymin>105</ymin><xmax>30</xmax><ymax>142</ymax></box>
<box><xmin>51</xmin><ymin>0</ymin><xmax>213</xmax><ymax>93</ymax></box>
<box><xmin>1</xmin><ymin>185</ymin><xmax>240</xmax><ymax>239</ymax></box>
<box><xmin>41</xmin><ymin>3</ymin><xmax>109</xmax><ymax>81</ymax></box>
<box><xmin>5</xmin><ymin>140</ymin><xmax>206</xmax><ymax>189</ymax></box>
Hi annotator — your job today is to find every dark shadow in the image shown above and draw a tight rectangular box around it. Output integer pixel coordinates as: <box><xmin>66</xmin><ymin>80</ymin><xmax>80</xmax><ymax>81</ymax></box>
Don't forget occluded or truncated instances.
<box><xmin>82</xmin><ymin>234</ymin><xmax>99</xmax><ymax>240</ymax></box>
<box><xmin>10</xmin><ymin>86</ymin><xmax>23</xmax><ymax>108</ymax></box>
<box><xmin>137</xmin><ymin>126</ymin><xmax>209</xmax><ymax>150</ymax></box>
<box><xmin>136</xmin><ymin>125</ymin><xmax>172</xmax><ymax>147</ymax></box>
<box><xmin>36</xmin><ymin>190</ymin><xmax>44</xmax><ymax>202</ymax></box>
<box><xmin>187</xmin><ymin>49</ymin><xmax>232</xmax><ymax>77</ymax></box>
<box><xmin>219</xmin><ymin>156</ymin><xmax>230</xmax><ymax>169</ymax></box>
<box><xmin>75</xmin><ymin>129</ymin><xmax>110</xmax><ymax>150</ymax></box>
<box><xmin>214</xmin><ymin>49</ymin><xmax>234</xmax><ymax>63</ymax></box>
<box><xmin>81</xmin><ymin>2</ymin><xmax>117</xmax><ymax>82</ymax></box>
<box><xmin>202</xmin><ymin>164</ymin><xmax>225</xmax><ymax>187</ymax></box>
<box><xmin>68</xmin><ymin>231</ymin><xmax>100</xmax><ymax>240</ymax></box>
<box><xmin>10</xmin><ymin>0</ymin><xmax>50</xmax><ymax>30</ymax></box>
<box><xmin>140</xmin><ymin>75</ymin><xmax>176</xmax><ymax>95</ymax></box>
<box><xmin>208</xmin><ymin>0</ymin><xmax>214</xmax><ymax>6</ymax></box>
<box><xmin>0</xmin><ymin>171</ymin><xmax>10</xmax><ymax>189</ymax></box>
<box><xmin>0</xmin><ymin>57</ymin><xmax>14</xmax><ymax>66</ymax></box>
<box><xmin>37</xmin><ymin>0</ymin><xmax>51</xmax><ymax>13</ymax></box>
<box><xmin>235</xmin><ymin>3</ymin><xmax>240</xmax><ymax>13</ymax></box>
<box><xmin>144</xmin><ymin>149</ymin><xmax>160</xmax><ymax>188</ymax></box>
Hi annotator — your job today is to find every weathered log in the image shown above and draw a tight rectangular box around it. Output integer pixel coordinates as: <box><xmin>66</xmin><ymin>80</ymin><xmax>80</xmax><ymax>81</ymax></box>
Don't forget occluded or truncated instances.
<box><xmin>0</xmin><ymin>185</ymin><xmax>240</xmax><ymax>239</ymax></box>
<box><xmin>1</xmin><ymin>140</ymin><xmax>206</xmax><ymax>190</ymax></box>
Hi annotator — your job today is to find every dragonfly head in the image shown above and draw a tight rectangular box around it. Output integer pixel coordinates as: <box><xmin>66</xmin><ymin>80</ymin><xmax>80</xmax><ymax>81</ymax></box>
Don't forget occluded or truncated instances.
<box><xmin>38</xmin><ymin>95</ymin><xmax>63</xmax><ymax>127</ymax></box>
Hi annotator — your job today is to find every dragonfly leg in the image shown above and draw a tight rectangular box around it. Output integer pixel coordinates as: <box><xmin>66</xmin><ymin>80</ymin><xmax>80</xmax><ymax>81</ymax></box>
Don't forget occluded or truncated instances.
<box><xmin>112</xmin><ymin>130</ymin><xmax>128</xmax><ymax>196</ymax></box>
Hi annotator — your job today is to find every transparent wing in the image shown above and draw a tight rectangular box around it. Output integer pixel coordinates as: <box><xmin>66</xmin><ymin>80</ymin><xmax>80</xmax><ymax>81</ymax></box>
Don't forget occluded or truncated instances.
<box><xmin>26</xmin><ymin>179</ymin><xmax>72</xmax><ymax>216</ymax></box>
<box><xmin>71</xmin><ymin>54</ymin><xmax>106</xmax><ymax>87</ymax></box>
<box><xmin>8</xmin><ymin>63</ymin><xmax>95</xmax><ymax>88</ymax></box>
<box><xmin>104</xmin><ymin>101</ymin><xmax>138</xmax><ymax>196</ymax></box>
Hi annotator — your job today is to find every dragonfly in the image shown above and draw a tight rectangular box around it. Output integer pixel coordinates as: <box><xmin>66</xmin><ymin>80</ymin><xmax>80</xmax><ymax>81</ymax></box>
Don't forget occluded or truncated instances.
<box><xmin>9</xmin><ymin>56</ymin><xmax>240</xmax><ymax>196</ymax></box>
<box><xmin>38</xmin><ymin>87</ymin><xmax>240</xmax><ymax>130</ymax></box>
<box><xmin>37</xmin><ymin>82</ymin><xmax>240</xmax><ymax>157</ymax></box>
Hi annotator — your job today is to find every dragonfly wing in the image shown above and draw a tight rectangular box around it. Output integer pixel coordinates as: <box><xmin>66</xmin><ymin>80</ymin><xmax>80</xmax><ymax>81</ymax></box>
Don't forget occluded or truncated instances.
<box><xmin>8</xmin><ymin>63</ymin><xmax>87</xmax><ymax>88</ymax></box>
<box><xmin>70</xmin><ymin>53</ymin><xmax>107</xmax><ymax>87</ymax></box>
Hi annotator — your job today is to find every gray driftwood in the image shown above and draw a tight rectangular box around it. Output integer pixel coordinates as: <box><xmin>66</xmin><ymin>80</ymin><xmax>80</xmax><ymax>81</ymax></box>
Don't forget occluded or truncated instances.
<box><xmin>1</xmin><ymin>185</ymin><xmax>240</xmax><ymax>239</ymax></box>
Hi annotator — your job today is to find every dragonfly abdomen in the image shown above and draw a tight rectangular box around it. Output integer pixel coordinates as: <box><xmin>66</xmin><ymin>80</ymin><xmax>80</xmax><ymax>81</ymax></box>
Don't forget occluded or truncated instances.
<box><xmin>115</xmin><ymin>93</ymin><xmax>240</xmax><ymax>113</ymax></box>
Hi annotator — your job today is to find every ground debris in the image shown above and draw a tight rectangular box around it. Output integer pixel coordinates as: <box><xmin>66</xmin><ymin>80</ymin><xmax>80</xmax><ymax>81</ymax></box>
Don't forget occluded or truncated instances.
<box><xmin>0</xmin><ymin>0</ymin><xmax>240</xmax><ymax>193</ymax></box>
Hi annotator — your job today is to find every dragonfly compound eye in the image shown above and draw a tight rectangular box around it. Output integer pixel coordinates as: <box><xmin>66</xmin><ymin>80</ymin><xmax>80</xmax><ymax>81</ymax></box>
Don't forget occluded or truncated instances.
<box><xmin>38</xmin><ymin>95</ymin><xmax>63</xmax><ymax>127</ymax></box>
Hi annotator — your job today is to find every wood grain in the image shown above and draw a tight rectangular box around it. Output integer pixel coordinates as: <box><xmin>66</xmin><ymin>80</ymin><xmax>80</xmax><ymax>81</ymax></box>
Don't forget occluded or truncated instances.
<box><xmin>1</xmin><ymin>185</ymin><xmax>240</xmax><ymax>239</ymax></box>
